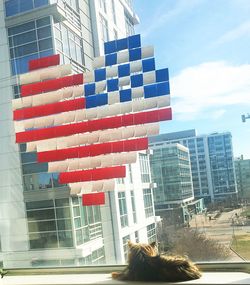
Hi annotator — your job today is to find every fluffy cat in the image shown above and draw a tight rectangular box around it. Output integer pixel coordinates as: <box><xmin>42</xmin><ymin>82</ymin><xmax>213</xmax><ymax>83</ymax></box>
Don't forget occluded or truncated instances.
<box><xmin>112</xmin><ymin>241</ymin><xmax>202</xmax><ymax>282</ymax></box>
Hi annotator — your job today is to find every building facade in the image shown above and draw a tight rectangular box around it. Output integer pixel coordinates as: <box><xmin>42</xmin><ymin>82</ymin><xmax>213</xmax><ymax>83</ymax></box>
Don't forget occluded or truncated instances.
<box><xmin>150</xmin><ymin>143</ymin><xmax>196</xmax><ymax>225</ymax></box>
<box><xmin>149</xmin><ymin>130</ymin><xmax>238</xmax><ymax>205</ymax></box>
<box><xmin>0</xmin><ymin>0</ymin><xmax>156</xmax><ymax>268</ymax></box>
<box><xmin>235</xmin><ymin>156</ymin><xmax>250</xmax><ymax>202</ymax></box>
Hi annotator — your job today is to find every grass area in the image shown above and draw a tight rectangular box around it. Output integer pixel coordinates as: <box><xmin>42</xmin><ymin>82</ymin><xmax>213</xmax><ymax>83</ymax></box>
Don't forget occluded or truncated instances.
<box><xmin>241</xmin><ymin>206</ymin><xmax>250</xmax><ymax>218</ymax></box>
<box><xmin>231</xmin><ymin>234</ymin><xmax>250</xmax><ymax>259</ymax></box>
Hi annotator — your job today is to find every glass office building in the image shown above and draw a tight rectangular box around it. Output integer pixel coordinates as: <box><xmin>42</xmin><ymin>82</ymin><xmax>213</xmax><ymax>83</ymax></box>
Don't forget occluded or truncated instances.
<box><xmin>235</xmin><ymin>156</ymin><xmax>250</xmax><ymax>202</ymax></box>
<box><xmin>150</xmin><ymin>143</ymin><xmax>195</xmax><ymax>225</ymax></box>
<box><xmin>150</xmin><ymin>130</ymin><xmax>237</xmax><ymax>205</ymax></box>
<box><xmin>150</xmin><ymin>143</ymin><xmax>194</xmax><ymax>205</ymax></box>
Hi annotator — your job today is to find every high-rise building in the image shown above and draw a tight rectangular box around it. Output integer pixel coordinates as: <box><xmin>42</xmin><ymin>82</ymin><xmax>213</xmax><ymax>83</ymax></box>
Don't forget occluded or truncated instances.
<box><xmin>235</xmin><ymin>156</ymin><xmax>250</xmax><ymax>202</ymax></box>
<box><xmin>150</xmin><ymin>143</ymin><xmax>195</xmax><ymax>225</ymax></box>
<box><xmin>149</xmin><ymin>129</ymin><xmax>238</xmax><ymax>205</ymax></box>
<box><xmin>0</xmin><ymin>0</ymin><xmax>156</xmax><ymax>268</ymax></box>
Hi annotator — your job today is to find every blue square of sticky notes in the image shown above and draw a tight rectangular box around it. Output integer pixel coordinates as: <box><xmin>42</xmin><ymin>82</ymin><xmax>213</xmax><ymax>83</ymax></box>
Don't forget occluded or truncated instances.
<box><xmin>105</xmin><ymin>53</ymin><xmax>117</xmax><ymax>66</ymax></box>
<box><xmin>104</xmin><ymin>40</ymin><xmax>116</xmax><ymax>54</ymax></box>
<box><xmin>156</xmin><ymin>68</ymin><xmax>169</xmax><ymax>82</ymax></box>
<box><xmin>131</xmin><ymin>74</ymin><xmax>143</xmax><ymax>88</ymax></box>
<box><xmin>107</xmin><ymin>78</ymin><xmax>119</xmax><ymax>92</ymax></box>
<box><xmin>96</xmin><ymin>93</ymin><xmax>108</xmax><ymax>107</ymax></box>
<box><xmin>118</xmin><ymin>63</ymin><xmax>130</xmax><ymax>77</ymax></box>
<box><xmin>86</xmin><ymin>95</ymin><xmax>97</xmax><ymax>108</ymax></box>
<box><xmin>120</xmin><ymin>89</ymin><xmax>132</xmax><ymax>102</ymax></box>
<box><xmin>94</xmin><ymin>68</ymin><xmax>106</xmax><ymax>82</ymax></box>
<box><xmin>84</xmin><ymin>83</ymin><xmax>95</xmax><ymax>96</ymax></box>
<box><xmin>129</xmin><ymin>48</ymin><xmax>142</xmax><ymax>61</ymax></box>
<box><xmin>128</xmin><ymin>34</ymin><xmax>141</xmax><ymax>49</ymax></box>
<box><xmin>157</xmin><ymin>82</ymin><xmax>170</xmax><ymax>96</ymax></box>
<box><xmin>116</xmin><ymin>38</ymin><xmax>128</xmax><ymax>51</ymax></box>
<box><xmin>144</xmin><ymin>84</ymin><xmax>158</xmax><ymax>98</ymax></box>
<box><xmin>142</xmin><ymin>58</ymin><xmax>155</xmax><ymax>72</ymax></box>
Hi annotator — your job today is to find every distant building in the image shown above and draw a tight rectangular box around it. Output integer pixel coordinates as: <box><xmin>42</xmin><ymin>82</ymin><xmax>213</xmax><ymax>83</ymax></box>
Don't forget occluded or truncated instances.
<box><xmin>235</xmin><ymin>156</ymin><xmax>250</xmax><ymax>202</ymax></box>
<box><xmin>150</xmin><ymin>130</ymin><xmax>237</xmax><ymax>205</ymax></box>
<box><xmin>150</xmin><ymin>143</ymin><xmax>201</xmax><ymax>225</ymax></box>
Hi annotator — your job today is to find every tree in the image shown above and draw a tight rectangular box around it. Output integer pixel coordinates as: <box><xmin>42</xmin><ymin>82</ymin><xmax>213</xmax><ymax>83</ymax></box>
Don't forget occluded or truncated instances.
<box><xmin>158</xmin><ymin>227</ymin><xmax>230</xmax><ymax>261</ymax></box>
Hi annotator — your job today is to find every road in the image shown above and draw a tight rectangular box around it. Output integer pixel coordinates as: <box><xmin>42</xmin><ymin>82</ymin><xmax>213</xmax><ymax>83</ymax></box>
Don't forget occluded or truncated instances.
<box><xmin>189</xmin><ymin>209</ymin><xmax>249</xmax><ymax>261</ymax></box>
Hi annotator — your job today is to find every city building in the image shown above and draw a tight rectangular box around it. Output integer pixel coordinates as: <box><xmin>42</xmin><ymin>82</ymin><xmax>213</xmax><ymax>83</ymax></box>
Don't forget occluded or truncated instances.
<box><xmin>149</xmin><ymin>129</ymin><xmax>238</xmax><ymax>205</ymax></box>
<box><xmin>150</xmin><ymin>143</ymin><xmax>204</xmax><ymax>225</ymax></box>
<box><xmin>0</xmin><ymin>0</ymin><xmax>157</xmax><ymax>267</ymax></box>
<box><xmin>235</xmin><ymin>156</ymin><xmax>250</xmax><ymax>202</ymax></box>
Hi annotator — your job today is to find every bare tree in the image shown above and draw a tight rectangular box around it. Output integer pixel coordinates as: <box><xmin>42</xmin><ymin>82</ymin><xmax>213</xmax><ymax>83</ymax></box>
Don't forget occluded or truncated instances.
<box><xmin>158</xmin><ymin>227</ymin><xmax>230</xmax><ymax>261</ymax></box>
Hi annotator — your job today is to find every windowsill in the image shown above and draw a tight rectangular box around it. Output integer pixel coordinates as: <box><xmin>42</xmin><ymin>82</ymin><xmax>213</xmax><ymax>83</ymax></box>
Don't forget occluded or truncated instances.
<box><xmin>0</xmin><ymin>272</ymin><xmax>250</xmax><ymax>285</ymax></box>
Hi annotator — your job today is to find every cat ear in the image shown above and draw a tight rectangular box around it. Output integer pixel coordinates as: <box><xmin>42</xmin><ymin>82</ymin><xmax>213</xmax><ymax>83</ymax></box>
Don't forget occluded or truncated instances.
<box><xmin>150</xmin><ymin>241</ymin><xmax>157</xmax><ymax>248</ymax></box>
<box><xmin>127</xmin><ymin>240</ymin><xmax>133</xmax><ymax>248</ymax></box>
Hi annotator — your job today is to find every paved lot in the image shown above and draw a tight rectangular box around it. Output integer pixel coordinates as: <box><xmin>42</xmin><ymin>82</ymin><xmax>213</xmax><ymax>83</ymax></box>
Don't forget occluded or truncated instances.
<box><xmin>189</xmin><ymin>209</ymin><xmax>249</xmax><ymax>261</ymax></box>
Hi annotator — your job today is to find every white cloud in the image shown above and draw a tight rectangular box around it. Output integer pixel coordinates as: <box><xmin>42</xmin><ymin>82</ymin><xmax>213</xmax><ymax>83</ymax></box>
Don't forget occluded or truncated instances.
<box><xmin>214</xmin><ymin>20</ymin><xmax>250</xmax><ymax>46</ymax></box>
<box><xmin>171</xmin><ymin>61</ymin><xmax>250</xmax><ymax>121</ymax></box>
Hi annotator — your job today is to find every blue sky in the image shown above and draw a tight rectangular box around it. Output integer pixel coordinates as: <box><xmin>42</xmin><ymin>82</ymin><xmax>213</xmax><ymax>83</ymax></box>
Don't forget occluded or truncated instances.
<box><xmin>134</xmin><ymin>0</ymin><xmax>250</xmax><ymax>158</ymax></box>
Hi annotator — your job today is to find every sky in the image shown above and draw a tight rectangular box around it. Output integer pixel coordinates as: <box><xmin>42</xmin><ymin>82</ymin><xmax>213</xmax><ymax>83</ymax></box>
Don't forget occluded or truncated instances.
<box><xmin>133</xmin><ymin>0</ymin><xmax>250</xmax><ymax>158</ymax></box>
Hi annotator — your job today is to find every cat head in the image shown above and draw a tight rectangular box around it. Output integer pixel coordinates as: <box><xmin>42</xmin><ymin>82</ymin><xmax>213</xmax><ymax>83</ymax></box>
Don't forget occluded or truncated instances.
<box><xmin>127</xmin><ymin>241</ymin><xmax>158</xmax><ymax>262</ymax></box>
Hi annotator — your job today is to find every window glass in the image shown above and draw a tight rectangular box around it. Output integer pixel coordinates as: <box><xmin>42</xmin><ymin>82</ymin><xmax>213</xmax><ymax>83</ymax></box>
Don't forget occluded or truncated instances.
<box><xmin>37</xmin><ymin>26</ymin><xmax>52</xmax><ymax>39</ymax></box>
<box><xmin>5</xmin><ymin>0</ymin><xmax>49</xmax><ymax>17</ymax></box>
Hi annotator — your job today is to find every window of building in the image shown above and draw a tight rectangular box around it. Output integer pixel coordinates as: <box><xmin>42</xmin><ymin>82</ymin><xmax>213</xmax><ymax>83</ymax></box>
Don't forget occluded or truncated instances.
<box><xmin>54</xmin><ymin>22</ymin><xmax>84</xmax><ymax>72</ymax></box>
<box><xmin>139</xmin><ymin>153</ymin><xmax>151</xmax><ymax>183</ymax></box>
<box><xmin>135</xmin><ymin>231</ymin><xmax>139</xmax><ymax>243</ymax></box>
<box><xmin>128</xmin><ymin>164</ymin><xmax>133</xmax><ymax>183</ymax></box>
<box><xmin>118</xmin><ymin>192</ymin><xmax>128</xmax><ymax>228</ymax></box>
<box><xmin>130</xmin><ymin>191</ymin><xmax>137</xmax><ymax>223</ymax></box>
<box><xmin>111</xmin><ymin>0</ymin><xmax>117</xmax><ymax>24</ymax></box>
<box><xmin>71</xmin><ymin>197</ymin><xmax>103</xmax><ymax>246</ymax></box>
<box><xmin>122</xmin><ymin>235</ymin><xmax>130</xmax><ymax>261</ymax></box>
<box><xmin>124</xmin><ymin>12</ymin><xmax>135</xmax><ymax>36</ymax></box>
<box><xmin>100</xmin><ymin>15</ymin><xmax>109</xmax><ymax>42</ymax></box>
<box><xmin>99</xmin><ymin>0</ymin><xmax>107</xmax><ymax>13</ymax></box>
<box><xmin>147</xmin><ymin>223</ymin><xmax>156</xmax><ymax>244</ymax></box>
<box><xmin>5</xmin><ymin>0</ymin><xmax>49</xmax><ymax>17</ymax></box>
<box><xmin>26</xmin><ymin>199</ymin><xmax>73</xmax><ymax>249</ymax></box>
<box><xmin>8</xmin><ymin>16</ymin><xmax>53</xmax><ymax>75</ymax></box>
<box><xmin>143</xmin><ymin>188</ymin><xmax>154</xmax><ymax>218</ymax></box>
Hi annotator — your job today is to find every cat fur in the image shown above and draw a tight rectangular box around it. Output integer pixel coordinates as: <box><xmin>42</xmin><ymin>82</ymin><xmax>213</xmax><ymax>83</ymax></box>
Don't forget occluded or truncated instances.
<box><xmin>112</xmin><ymin>241</ymin><xmax>202</xmax><ymax>282</ymax></box>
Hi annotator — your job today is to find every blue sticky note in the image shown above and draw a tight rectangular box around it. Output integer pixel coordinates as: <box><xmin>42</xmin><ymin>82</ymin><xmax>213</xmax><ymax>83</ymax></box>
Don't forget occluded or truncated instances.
<box><xmin>157</xmin><ymin>82</ymin><xmax>170</xmax><ymax>96</ymax></box>
<box><xmin>129</xmin><ymin>48</ymin><xmax>142</xmax><ymax>61</ymax></box>
<box><xmin>96</xmin><ymin>93</ymin><xmax>108</xmax><ymax>106</ymax></box>
<box><xmin>116</xmin><ymin>38</ymin><xmax>128</xmax><ymax>51</ymax></box>
<box><xmin>131</xmin><ymin>74</ymin><xmax>143</xmax><ymax>88</ymax></box>
<box><xmin>107</xmin><ymin>78</ymin><xmax>119</xmax><ymax>92</ymax></box>
<box><xmin>142</xmin><ymin>58</ymin><xmax>155</xmax><ymax>72</ymax></box>
<box><xmin>128</xmin><ymin>34</ymin><xmax>141</xmax><ymax>49</ymax></box>
<box><xmin>104</xmin><ymin>40</ymin><xmax>116</xmax><ymax>54</ymax></box>
<box><xmin>86</xmin><ymin>95</ymin><xmax>97</xmax><ymax>108</ymax></box>
<box><xmin>94</xmin><ymin>68</ymin><xmax>106</xmax><ymax>82</ymax></box>
<box><xmin>120</xmin><ymin>89</ymin><xmax>132</xmax><ymax>102</ymax></box>
<box><xmin>105</xmin><ymin>53</ymin><xmax>117</xmax><ymax>66</ymax></box>
<box><xmin>84</xmin><ymin>83</ymin><xmax>95</xmax><ymax>96</ymax></box>
<box><xmin>156</xmin><ymin>68</ymin><xmax>169</xmax><ymax>82</ymax></box>
<box><xmin>118</xmin><ymin>63</ymin><xmax>130</xmax><ymax>77</ymax></box>
<box><xmin>144</xmin><ymin>84</ymin><xmax>158</xmax><ymax>98</ymax></box>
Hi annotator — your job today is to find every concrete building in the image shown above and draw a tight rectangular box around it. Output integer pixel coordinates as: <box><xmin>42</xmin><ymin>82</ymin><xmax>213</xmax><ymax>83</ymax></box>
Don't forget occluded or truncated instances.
<box><xmin>149</xmin><ymin>129</ymin><xmax>238</xmax><ymax>205</ymax></box>
<box><xmin>0</xmin><ymin>0</ymin><xmax>156</xmax><ymax>268</ymax></box>
<box><xmin>235</xmin><ymin>156</ymin><xmax>250</xmax><ymax>202</ymax></box>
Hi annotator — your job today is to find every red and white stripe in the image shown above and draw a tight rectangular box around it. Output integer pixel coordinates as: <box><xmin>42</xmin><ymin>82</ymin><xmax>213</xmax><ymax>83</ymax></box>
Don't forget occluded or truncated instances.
<box><xmin>12</xmin><ymin>54</ymin><xmax>172</xmax><ymax>205</ymax></box>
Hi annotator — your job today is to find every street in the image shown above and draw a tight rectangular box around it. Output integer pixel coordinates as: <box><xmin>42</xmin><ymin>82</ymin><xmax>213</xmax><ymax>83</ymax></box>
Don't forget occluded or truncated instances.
<box><xmin>189</xmin><ymin>209</ymin><xmax>250</xmax><ymax>261</ymax></box>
